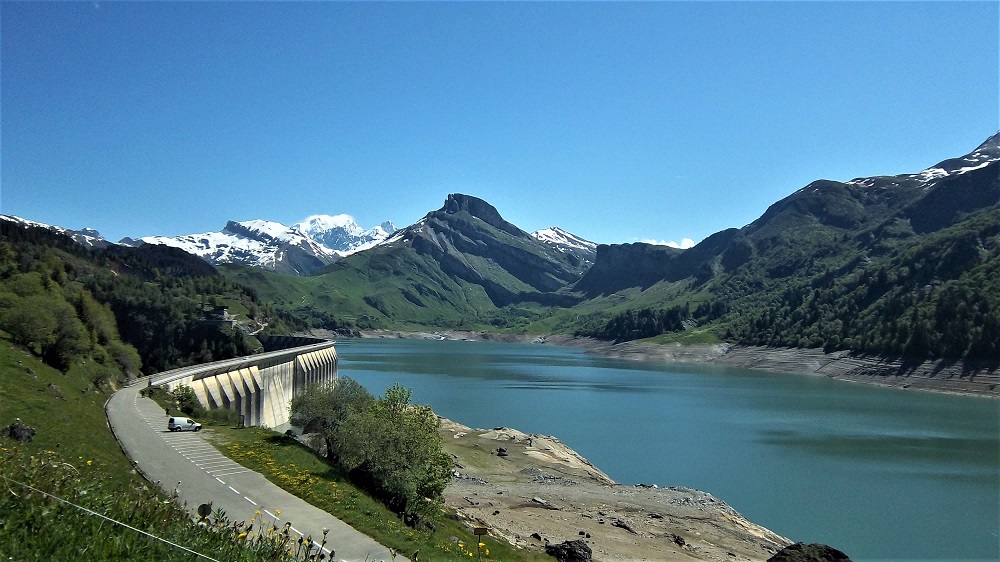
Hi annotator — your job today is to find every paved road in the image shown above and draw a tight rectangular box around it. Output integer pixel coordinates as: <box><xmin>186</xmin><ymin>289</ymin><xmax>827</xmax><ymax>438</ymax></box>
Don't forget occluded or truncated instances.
<box><xmin>107</xmin><ymin>379</ymin><xmax>406</xmax><ymax>562</ymax></box>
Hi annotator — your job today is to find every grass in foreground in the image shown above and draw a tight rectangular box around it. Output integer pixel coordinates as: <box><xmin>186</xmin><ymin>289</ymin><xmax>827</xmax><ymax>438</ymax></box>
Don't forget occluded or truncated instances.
<box><xmin>0</xmin><ymin>339</ymin><xmax>133</xmax><ymax>478</ymax></box>
<box><xmin>205</xmin><ymin>426</ymin><xmax>551</xmax><ymax>562</ymax></box>
<box><xmin>0</xmin><ymin>447</ymin><xmax>302</xmax><ymax>561</ymax></box>
<box><xmin>0</xmin><ymin>339</ymin><xmax>305</xmax><ymax>561</ymax></box>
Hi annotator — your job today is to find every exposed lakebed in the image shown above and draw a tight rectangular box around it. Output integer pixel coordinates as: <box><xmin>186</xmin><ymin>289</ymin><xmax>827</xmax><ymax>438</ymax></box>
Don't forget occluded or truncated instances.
<box><xmin>337</xmin><ymin>338</ymin><xmax>999</xmax><ymax>561</ymax></box>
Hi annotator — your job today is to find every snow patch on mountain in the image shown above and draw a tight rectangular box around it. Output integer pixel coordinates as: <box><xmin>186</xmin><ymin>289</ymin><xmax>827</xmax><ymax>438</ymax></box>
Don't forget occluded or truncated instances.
<box><xmin>532</xmin><ymin>227</ymin><xmax>598</xmax><ymax>262</ymax></box>
<box><xmin>0</xmin><ymin>214</ymin><xmax>109</xmax><ymax>248</ymax></box>
<box><xmin>138</xmin><ymin>219</ymin><xmax>338</xmax><ymax>275</ymax></box>
<box><xmin>848</xmin><ymin>132</ymin><xmax>1000</xmax><ymax>190</ymax></box>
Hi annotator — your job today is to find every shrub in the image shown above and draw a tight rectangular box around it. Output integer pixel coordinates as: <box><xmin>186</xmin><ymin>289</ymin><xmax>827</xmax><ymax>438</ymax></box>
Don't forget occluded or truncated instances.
<box><xmin>291</xmin><ymin>380</ymin><xmax>452</xmax><ymax>522</ymax></box>
<box><xmin>171</xmin><ymin>385</ymin><xmax>203</xmax><ymax>416</ymax></box>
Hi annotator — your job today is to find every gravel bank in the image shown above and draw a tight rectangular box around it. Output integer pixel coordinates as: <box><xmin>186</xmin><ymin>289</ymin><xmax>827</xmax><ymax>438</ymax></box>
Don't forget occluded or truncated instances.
<box><xmin>538</xmin><ymin>336</ymin><xmax>1000</xmax><ymax>398</ymax></box>
<box><xmin>440</xmin><ymin>418</ymin><xmax>791</xmax><ymax>562</ymax></box>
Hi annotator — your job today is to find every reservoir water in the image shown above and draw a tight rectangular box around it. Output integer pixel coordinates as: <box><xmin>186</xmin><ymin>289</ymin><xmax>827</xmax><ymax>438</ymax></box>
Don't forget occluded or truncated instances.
<box><xmin>336</xmin><ymin>338</ymin><xmax>999</xmax><ymax>561</ymax></box>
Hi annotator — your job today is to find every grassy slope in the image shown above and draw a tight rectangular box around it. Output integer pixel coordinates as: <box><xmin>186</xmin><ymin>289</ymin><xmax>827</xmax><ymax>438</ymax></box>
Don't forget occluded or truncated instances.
<box><xmin>0</xmin><ymin>338</ymin><xmax>299</xmax><ymax>561</ymax></box>
<box><xmin>0</xmin><ymin>338</ymin><xmax>134</xmax><ymax>477</ymax></box>
<box><xmin>222</xmin><ymin>251</ymin><xmax>499</xmax><ymax>331</ymax></box>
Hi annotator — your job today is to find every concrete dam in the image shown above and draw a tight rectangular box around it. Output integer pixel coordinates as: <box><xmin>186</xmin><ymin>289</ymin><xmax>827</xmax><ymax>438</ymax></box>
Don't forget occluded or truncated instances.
<box><xmin>151</xmin><ymin>336</ymin><xmax>337</xmax><ymax>428</ymax></box>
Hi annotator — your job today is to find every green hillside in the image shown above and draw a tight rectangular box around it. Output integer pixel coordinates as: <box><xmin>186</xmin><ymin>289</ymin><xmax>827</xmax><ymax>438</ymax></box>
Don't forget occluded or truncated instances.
<box><xmin>575</xmin><ymin>140</ymin><xmax>1000</xmax><ymax>361</ymax></box>
<box><xmin>223</xmin><ymin>194</ymin><xmax>589</xmax><ymax>333</ymax></box>
<box><xmin>0</xmin><ymin>221</ymin><xmax>285</xmax><ymax>559</ymax></box>
<box><xmin>0</xmin><ymin>221</ymin><xmax>288</xmax><ymax>375</ymax></box>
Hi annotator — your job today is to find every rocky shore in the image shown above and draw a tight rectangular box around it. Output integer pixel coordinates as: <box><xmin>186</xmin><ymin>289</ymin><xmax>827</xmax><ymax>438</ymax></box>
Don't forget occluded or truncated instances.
<box><xmin>353</xmin><ymin>330</ymin><xmax>1000</xmax><ymax>398</ymax></box>
<box><xmin>539</xmin><ymin>336</ymin><xmax>1000</xmax><ymax>398</ymax></box>
<box><xmin>439</xmin><ymin>418</ymin><xmax>791</xmax><ymax>562</ymax></box>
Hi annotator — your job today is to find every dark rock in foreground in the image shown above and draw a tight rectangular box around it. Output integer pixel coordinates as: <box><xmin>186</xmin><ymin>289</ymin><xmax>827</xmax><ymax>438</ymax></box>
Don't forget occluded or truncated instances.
<box><xmin>545</xmin><ymin>539</ymin><xmax>593</xmax><ymax>562</ymax></box>
<box><xmin>767</xmin><ymin>542</ymin><xmax>852</xmax><ymax>562</ymax></box>
<box><xmin>1</xmin><ymin>419</ymin><xmax>36</xmax><ymax>442</ymax></box>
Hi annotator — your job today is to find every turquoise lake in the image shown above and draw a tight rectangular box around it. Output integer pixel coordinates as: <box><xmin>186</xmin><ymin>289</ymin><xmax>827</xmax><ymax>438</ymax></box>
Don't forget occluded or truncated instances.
<box><xmin>336</xmin><ymin>338</ymin><xmax>1000</xmax><ymax>562</ymax></box>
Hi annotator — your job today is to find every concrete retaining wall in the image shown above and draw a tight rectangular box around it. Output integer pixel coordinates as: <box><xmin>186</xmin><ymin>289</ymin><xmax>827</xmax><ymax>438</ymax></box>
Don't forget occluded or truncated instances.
<box><xmin>152</xmin><ymin>341</ymin><xmax>338</xmax><ymax>427</ymax></box>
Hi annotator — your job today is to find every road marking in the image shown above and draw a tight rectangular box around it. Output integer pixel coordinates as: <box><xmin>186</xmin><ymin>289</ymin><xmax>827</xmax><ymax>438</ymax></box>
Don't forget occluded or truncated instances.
<box><xmin>215</xmin><ymin>477</ymin><xmax>225</xmax><ymax>484</ymax></box>
<box><xmin>244</xmin><ymin>496</ymin><xmax>257</xmax><ymax>506</ymax></box>
<box><xmin>210</xmin><ymin>468</ymin><xmax>249</xmax><ymax>477</ymax></box>
<box><xmin>169</xmin><ymin>444</ymin><xmax>207</xmax><ymax>450</ymax></box>
<box><xmin>182</xmin><ymin>451</ymin><xmax>226</xmax><ymax>460</ymax></box>
<box><xmin>183</xmin><ymin>445</ymin><xmax>221</xmax><ymax>451</ymax></box>
<box><xmin>228</xmin><ymin>486</ymin><xmax>240</xmax><ymax>495</ymax></box>
<box><xmin>264</xmin><ymin>509</ymin><xmax>276</xmax><ymax>519</ymax></box>
<box><xmin>197</xmin><ymin>463</ymin><xmax>236</xmax><ymax>471</ymax></box>
<box><xmin>186</xmin><ymin>456</ymin><xmax>227</xmax><ymax>463</ymax></box>
<box><xmin>195</xmin><ymin>458</ymin><xmax>232</xmax><ymax>466</ymax></box>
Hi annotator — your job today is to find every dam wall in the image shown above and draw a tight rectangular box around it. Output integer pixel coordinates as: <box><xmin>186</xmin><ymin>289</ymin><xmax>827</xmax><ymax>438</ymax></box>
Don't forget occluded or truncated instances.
<box><xmin>151</xmin><ymin>340</ymin><xmax>337</xmax><ymax>428</ymax></box>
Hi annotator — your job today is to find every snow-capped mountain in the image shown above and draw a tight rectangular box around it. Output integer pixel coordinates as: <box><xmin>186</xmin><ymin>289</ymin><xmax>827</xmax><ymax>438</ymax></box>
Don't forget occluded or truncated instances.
<box><xmin>0</xmin><ymin>214</ymin><xmax>110</xmax><ymax>248</ymax></box>
<box><xmin>138</xmin><ymin>220</ymin><xmax>337</xmax><ymax>276</ymax></box>
<box><xmin>532</xmin><ymin>227</ymin><xmax>598</xmax><ymax>264</ymax></box>
<box><xmin>294</xmin><ymin>214</ymin><xmax>397</xmax><ymax>256</ymax></box>
<box><xmin>135</xmin><ymin>216</ymin><xmax>397</xmax><ymax>276</ymax></box>
<box><xmin>0</xmin><ymin>211</ymin><xmax>398</xmax><ymax>276</ymax></box>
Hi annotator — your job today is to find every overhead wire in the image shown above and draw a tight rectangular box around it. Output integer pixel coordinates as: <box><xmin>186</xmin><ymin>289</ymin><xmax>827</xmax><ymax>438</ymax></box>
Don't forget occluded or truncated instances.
<box><xmin>0</xmin><ymin>473</ymin><xmax>221</xmax><ymax>562</ymax></box>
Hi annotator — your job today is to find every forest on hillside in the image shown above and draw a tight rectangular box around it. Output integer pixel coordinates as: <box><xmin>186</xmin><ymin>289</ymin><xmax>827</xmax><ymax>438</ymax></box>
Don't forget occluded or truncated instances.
<box><xmin>0</xmin><ymin>222</ymin><xmax>302</xmax><ymax>380</ymax></box>
<box><xmin>582</xmin><ymin>209</ymin><xmax>1000</xmax><ymax>362</ymax></box>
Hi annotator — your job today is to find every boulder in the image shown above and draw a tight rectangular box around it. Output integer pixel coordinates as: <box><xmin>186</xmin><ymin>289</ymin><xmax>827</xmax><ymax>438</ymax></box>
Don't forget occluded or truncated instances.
<box><xmin>767</xmin><ymin>542</ymin><xmax>852</xmax><ymax>562</ymax></box>
<box><xmin>295</xmin><ymin>432</ymin><xmax>329</xmax><ymax>458</ymax></box>
<box><xmin>48</xmin><ymin>383</ymin><xmax>65</xmax><ymax>400</ymax></box>
<box><xmin>545</xmin><ymin>539</ymin><xmax>593</xmax><ymax>562</ymax></box>
<box><xmin>1</xmin><ymin>419</ymin><xmax>35</xmax><ymax>442</ymax></box>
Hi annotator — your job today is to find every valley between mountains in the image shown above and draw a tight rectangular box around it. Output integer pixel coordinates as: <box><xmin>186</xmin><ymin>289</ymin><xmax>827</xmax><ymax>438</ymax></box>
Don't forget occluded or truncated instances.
<box><xmin>4</xmin><ymin>131</ymin><xmax>999</xmax><ymax>394</ymax></box>
<box><xmin>227</xmin><ymin>132</ymin><xmax>1000</xmax><ymax>394</ymax></box>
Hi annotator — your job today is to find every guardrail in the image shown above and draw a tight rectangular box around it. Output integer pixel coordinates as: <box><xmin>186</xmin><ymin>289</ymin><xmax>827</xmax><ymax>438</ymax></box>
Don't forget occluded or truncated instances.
<box><xmin>147</xmin><ymin>339</ymin><xmax>338</xmax><ymax>428</ymax></box>
<box><xmin>150</xmin><ymin>341</ymin><xmax>336</xmax><ymax>387</ymax></box>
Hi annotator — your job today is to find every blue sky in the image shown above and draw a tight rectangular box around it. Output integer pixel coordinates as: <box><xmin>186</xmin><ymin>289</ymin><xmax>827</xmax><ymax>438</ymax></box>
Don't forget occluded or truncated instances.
<box><xmin>2</xmin><ymin>2</ymin><xmax>997</xmax><ymax>247</ymax></box>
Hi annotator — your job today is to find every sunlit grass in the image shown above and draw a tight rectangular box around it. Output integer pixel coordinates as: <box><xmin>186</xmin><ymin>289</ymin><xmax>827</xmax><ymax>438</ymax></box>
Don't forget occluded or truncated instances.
<box><xmin>647</xmin><ymin>328</ymin><xmax>722</xmax><ymax>345</ymax></box>
<box><xmin>0</xmin><ymin>446</ymin><xmax>305</xmax><ymax>561</ymax></box>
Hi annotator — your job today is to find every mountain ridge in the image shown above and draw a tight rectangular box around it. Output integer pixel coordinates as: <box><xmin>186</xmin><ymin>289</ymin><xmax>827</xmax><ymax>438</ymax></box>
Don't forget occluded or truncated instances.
<box><xmin>0</xmin><ymin>209</ymin><xmax>597</xmax><ymax>280</ymax></box>
<box><xmin>220</xmin><ymin>130</ymin><xmax>1000</xmax><ymax>365</ymax></box>
<box><xmin>572</xmin><ymin>131</ymin><xmax>1000</xmax><ymax>361</ymax></box>
<box><xmin>4</xmin><ymin>131</ymin><xmax>998</xmax><ymax>365</ymax></box>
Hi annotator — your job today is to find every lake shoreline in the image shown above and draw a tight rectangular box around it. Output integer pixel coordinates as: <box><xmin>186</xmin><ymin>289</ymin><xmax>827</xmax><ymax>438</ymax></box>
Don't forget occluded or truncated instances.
<box><xmin>349</xmin><ymin>329</ymin><xmax>1000</xmax><ymax>398</ymax></box>
<box><xmin>438</xmin><ymin>417</ymin><xmax>792</xmax><ymax>562</ymax></box>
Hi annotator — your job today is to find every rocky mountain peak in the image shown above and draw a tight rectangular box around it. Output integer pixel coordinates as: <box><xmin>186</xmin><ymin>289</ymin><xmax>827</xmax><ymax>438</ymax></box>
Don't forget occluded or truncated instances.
<box><xmin>441</xmin><ymin>194</ymin><xmax>522</xmax><ymax>236</ymax></box>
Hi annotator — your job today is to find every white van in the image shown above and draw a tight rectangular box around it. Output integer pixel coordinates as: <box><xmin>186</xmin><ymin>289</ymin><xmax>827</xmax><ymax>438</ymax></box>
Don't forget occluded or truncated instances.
<box><xmin>167</xmin><ymin>417</ymin><xmax>202</xmax><ymax>432</ymax></box>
